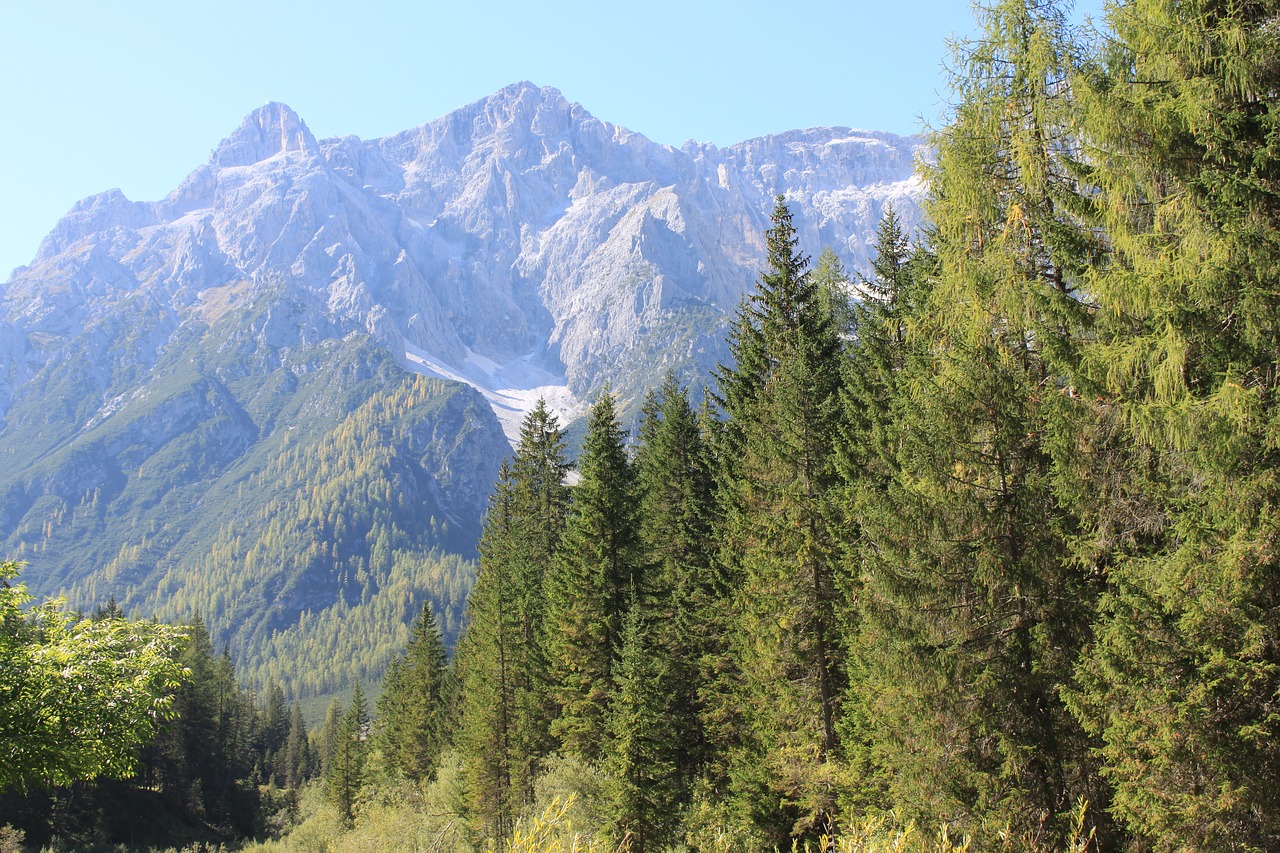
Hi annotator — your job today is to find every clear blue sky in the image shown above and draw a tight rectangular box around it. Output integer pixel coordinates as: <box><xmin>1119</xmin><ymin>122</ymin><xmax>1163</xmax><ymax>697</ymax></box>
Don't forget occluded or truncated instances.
<box><xmin>0</xmin><ymin>0</ymin><xmax>1105</xmax><ymax>278</ymax></box>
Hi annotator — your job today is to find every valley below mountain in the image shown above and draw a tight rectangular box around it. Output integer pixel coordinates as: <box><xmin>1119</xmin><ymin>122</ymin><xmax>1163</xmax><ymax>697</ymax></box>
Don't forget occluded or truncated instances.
<box><xmin>0</xmin><ymin>82</ymin><xmax>923</xmax><ymax>698</ymax></box>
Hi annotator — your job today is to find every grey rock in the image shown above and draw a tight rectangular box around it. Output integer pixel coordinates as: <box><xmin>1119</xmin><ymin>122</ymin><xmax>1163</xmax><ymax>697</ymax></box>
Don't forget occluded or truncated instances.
<box><xmin>2</xmin><ymin>82</ymin><xmax>925</xmax><ymax>435</ymax></box>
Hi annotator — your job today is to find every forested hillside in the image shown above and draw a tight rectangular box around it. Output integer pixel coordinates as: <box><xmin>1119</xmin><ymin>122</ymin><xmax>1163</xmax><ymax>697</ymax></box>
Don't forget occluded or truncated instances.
<box><xmin>314</xmin><ymin>1</ymin><xmax>1280</xmax><ymax>850</ymax></box>
<box><xmin>4</xmin><ymin>0</ymin><xmax>1278</xmax><ymax>851</ymax></box>
<box><xmin>0</xmin><ymin>279</ymin><xmax>504</xmax><ymax>696</ymax></box>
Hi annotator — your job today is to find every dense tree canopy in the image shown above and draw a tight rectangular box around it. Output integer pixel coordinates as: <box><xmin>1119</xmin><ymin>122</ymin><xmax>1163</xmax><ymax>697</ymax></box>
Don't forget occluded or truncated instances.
<box><xmin>14</xmin><ymin>3</ymin><xmax>1280</xmax><ymax>852</ymax></box>
<box><xmin>0</xmin><ymin>561</ymin><xmax>185</xmax><ymax>793</ymax></box>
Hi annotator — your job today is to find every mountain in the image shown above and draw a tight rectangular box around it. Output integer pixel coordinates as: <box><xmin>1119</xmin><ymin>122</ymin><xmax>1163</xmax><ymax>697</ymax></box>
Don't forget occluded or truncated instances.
<box><xmin>0</xmin><ymin>83</ymin><xmax>924</xmax><ymax>697</ymax></box>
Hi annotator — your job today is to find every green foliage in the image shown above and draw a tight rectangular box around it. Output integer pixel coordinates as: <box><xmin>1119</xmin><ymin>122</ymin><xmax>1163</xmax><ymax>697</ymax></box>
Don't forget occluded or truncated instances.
<box><xmin>0</xmin><ymin>560</ymin><xmax>185</xmax><ymax>792</ymax></box>
<box><xmin>283</xmin><ymin>702</ymin><xmax>313</xmax><ymax>789</ymax></box>
<box><xmin>713</xmin><ymin>197</ymin><xmax>848</xmax><ymax>843</ymax></box>
<box><xmin>1062</xmin><ymin>1</ymin><xmax>1280</xmax><ymax>847</ymax></box>
<box><xmin>630</xmin><ymin>374</ymin><xmax>715</xmax><ymax>813</ymax></box>
<box><xmin>456</xmin><ymin>400</ymin><xmax>570</xmax><ymax>841</ymax></box>
<box><xmin>839</xmin><ymin>2</ymin><xmax>1105</xmax><ymax>844</ymax></box>
<box><xmin>326</xmin><ymin>684</ymin><xmax>371</xmax><ymax>828</ymax></box>
<box><xmin>376</xmin><ymin>602</ymin><xmax>452</xmax><ymax>782</ymax></box>
<box><xmin>604</xmin><ymin>603</ymin><xmax>683</xmax><ymax>852</ymax></box>
<box><xmin>544</xmin><ymin>389</ymin><xmax>640</xmax><ymax>761</ymax></box>
<box><xmin>145</xmin><ymin>615</ymin><xmax>266</xmax><ymax>833</ymax></box>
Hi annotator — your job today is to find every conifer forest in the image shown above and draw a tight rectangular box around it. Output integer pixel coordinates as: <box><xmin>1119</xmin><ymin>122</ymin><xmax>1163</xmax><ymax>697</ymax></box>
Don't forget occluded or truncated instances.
<box><xmin>4</xmin><ymin>1</ymin><xmax>1280</xmax><ymax>850</ymax></box>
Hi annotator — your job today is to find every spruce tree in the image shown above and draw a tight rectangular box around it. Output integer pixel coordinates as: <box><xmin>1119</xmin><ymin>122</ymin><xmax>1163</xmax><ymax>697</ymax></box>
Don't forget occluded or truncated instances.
<box><xmin>148</xmin><ymin>616</ymin><xmax>259</xmax><ymax>827</ymax></box>
<box><xmin>713</xmin><ymin>196</ymin><xmax>847</xmax><ymax>843</ymax></box>
<box><xmin>811</xmin><ymin>246</ymin><xmax>856</xmax><ymax>339</ymax></box>
<box><xmin>843</xmin><ymin>1</ymin><xmax>1106</xmax><ymax>843</ymax></box>
<box><xmin>1065</xmin><ymin>1</ymin><xmax>1280</xmax><ymax>846</ymax></box>
<box><xmin>326</xmin><ymin>683</ymin><xmax>369</xmax><ymax>828</ymax></box>
<box><xmin>315</xmin><ymin>696</ymin><xmax>342</xmax><ymax>778</ymax></box>
<box><xmin>377</xmin><ymin>602</ymin><xmax>450</xmax><ymax>782</ymax></box>
<box><xmin>633</xmin><ymin>373</ymin><xmax>715</xmax><ymax>785</ymax></box>
<box><xmin>456</xmin><ymin>400</ymin><xmax>569</xmax><ymax>841</ymax></box>
<box><xmin>543</xmin><ymin>388</ymin><xmax>640</xmax><ymax>761</ymax></box>
<box><xmin>833</xmin><ymin>208</ymin><xmax>933</xmax><ymax>813</ymax></box>
<box><xmin>605</xmin><ymin>599</ymin><xmax>683</xmax><ymax>853</ymax></box>
<box><xmin>591</xmin><ymin>373</ymin><xmax>717</xmax><ymax>847</ymax></box>
<box><xmin>283</xmin><ymin>702</ymin><xmax>312</xmax><ymax>788</ymax></box>
<box><xmin>258</xmin><ymin>681</ymin><xmax>289</xmax><ymax>786</ymax></box>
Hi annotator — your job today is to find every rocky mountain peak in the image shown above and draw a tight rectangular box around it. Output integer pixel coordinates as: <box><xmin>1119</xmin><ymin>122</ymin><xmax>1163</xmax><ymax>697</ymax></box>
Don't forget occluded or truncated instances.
<box><xmin>4</xmin><ymin>84</ymin><xmax>927</xmax><ymax>440</ymax></box>
<box><xmin>212</xmin><ymin>101</ymin><xmax>319</xmax><ymax>168</ymax></box>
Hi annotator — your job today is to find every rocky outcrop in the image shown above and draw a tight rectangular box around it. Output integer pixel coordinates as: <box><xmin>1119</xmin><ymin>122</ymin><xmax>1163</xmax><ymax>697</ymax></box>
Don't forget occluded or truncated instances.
<box><xmin>2</xmin><ymin>82</ymin><xmax>925</xmax><ymax>431</ymax></box>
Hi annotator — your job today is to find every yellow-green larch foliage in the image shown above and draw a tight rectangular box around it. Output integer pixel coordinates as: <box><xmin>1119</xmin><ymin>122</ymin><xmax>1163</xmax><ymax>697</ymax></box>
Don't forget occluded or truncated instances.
<box><xmin>844</xmin><ymin>0</ymin><xmax>1107</xmax><ymax>844</ymax></box>
<box><xmin>1066</xmin><ymin>1</ymin><xmax>1280</xmax><ymax>847</ymax></box>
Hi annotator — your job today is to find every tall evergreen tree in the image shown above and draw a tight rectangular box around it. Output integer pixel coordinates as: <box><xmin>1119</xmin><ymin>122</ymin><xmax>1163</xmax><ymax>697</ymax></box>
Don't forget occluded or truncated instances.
<box><xmin>258</xmin><ymin>681</ymin><xmax>289</xmax><ymax>786</ymax></box>
<box><xmin>633</xmin><ymin>373</ymin><xmax>715</xmax><ymax>783</ymax></box>
<box><xmin>377</xmin><ymin>602</ymin><xmax>451</xmax><ymax>782</ymax></box>
<box><xmin>147</xmin><ymin>617</ymin><xmax>260</xmax><ymax>831</ymax></box>
<box><xmin>326</xmin><ymin>683</ymin><xmax>370</xmax><ymax>828</ymax></box>
<box><xmin>1065</xmin><ymin>1</ymin><xmax>1280</xmax><ymax>846</ymax></box>
<box><xmin>833</xmin><ymin>208</ymin><xmax>934</xmax><ymax>813</ymax></box>
<box><xmin>590</xmin><ymin>374</ymin><xmax>718</xmax><ymax>849</ymax></box>
<box><xmin>315</xmin><ymin>696</ymin><xmax>342</xmax><ymax>778</ymax></box>
<box><xmin>544</xmin><ymin>388</ymin><xmax>640</xmax><ymax>761</ymax></box>
<box><xmin>283</xmin><ymin>702</ymin><xmax>312</xmax><ymax>789</ymax></box>
<box><xmin>605</xmin><ymin>599</ymin><xmax>683</xmax><ymax>853</ymax></box>
<box><xmin>811</xmin><ymin>246</ymin><xmax>856</xmax><ymax>339</ymax></box>
<box><xmin>713</xmin><ymin>196</ymin><xmax>847</xmax><ymax>843</ymax></box>
<box><xmin>456</xmin><ymin>400</ymin><xmax>569</xmax><ymax>841</ymax></box>
<box><xmin>843</xmin><ymin>1</ymin><xmax>1106</xmax><ymax>843</ymax></box>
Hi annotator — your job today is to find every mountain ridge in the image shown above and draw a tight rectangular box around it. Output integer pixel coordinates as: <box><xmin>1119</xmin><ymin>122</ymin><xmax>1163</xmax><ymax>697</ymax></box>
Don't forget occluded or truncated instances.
<box><xmin>7</xmin><ymin>82</ymin><xmax>923</xmax><ymax>426</ymax></box>
<box><xmin>0</xmin><ymin>83</ymin><xmax>925</xmax><ymax>698</ymax></box>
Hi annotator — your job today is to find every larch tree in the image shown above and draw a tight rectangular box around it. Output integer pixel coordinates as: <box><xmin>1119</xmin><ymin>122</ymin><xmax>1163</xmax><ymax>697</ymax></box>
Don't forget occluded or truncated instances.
<box><xmin>1065</xmin><ymin>1</ymin><xmax>1280</xmax><ymax>846</ymax></box>
<box><xmin>844</xmin><ymin>0</ymin><xmax>1108</xmax><ymax>843</ymax></box>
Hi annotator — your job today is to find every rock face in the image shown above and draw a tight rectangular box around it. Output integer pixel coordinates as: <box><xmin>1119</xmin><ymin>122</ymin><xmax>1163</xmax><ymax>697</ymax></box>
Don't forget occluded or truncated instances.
<box><xmin>0</xmin><ymin>84</ymin><xmax>924</xmax><ymax>696</ymax></box>
<box><xmin>3</xmin><ymin>82</ymin><xmax>924</xmax><ymax>432</ymax></box>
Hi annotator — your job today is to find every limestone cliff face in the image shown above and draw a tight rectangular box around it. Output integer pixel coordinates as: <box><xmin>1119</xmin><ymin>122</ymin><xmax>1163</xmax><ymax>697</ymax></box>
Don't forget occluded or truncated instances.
<box><xmin>0</xmin><ymin>86</ymin><xmax>924</xmax><ymax>695</ymax></box>
<box><xmin>3</xmin><ymin>82</ymin><xmax>924</xmax><ymax>427</ymax></box>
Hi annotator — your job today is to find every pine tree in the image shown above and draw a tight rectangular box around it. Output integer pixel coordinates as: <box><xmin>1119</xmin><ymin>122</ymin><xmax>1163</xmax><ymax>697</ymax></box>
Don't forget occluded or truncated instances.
<box><xmin>544</xmin><ymin>388</ymin><xmax>640</xmax><ymax>761</ymax></box>
<box><xmin>713</xmin><ymin>196</ymin><xmax>847</xmax><ymax>843</ymax></box>
<box><xmin>326</xmin><ymin>683</ymin><xmax>369</xmax><ymax>828</ymax></box>
<box><xmin>456</xmin><ymin>400</ymin><xmax>569</xmax><ymax>841</ymax></box>
<box><xmin>1064</xmin><ymin>1</ymin><xmax>1280</xmax><ymax>846</ymax></box>
<box><xmin>843</xmin><ymin>0</ymin><xmax>1106</xmax><ymax>843</ymax></box>
<box><xmin>376</xmin><ymin>602</ymin><xmax>450</xmax><ymax>782</ymax></box>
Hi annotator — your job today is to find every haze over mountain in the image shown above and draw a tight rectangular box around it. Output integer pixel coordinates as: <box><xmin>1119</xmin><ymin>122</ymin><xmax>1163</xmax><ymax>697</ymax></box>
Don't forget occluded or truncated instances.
<box><xmin>0</xmin><ymin>83</ymin><xmax>924</xmax><ymax>697</ymax></box>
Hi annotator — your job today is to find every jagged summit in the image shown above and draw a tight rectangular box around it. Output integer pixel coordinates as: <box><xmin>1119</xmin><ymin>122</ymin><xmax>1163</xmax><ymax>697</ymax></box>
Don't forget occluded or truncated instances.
<box><xmin>0</xmin><ymin>84</ymin><xmax>929</xmax><ymax>702</ymax></box>
<box><xmin>3</xmin><ymin>84</ymin><xmax>926</xmax><ymax>433</ymax></box>
<box><xmin>212</xmin><ymin>101</ymin><xmax>319</xmax><ymax>168</ymax></box>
